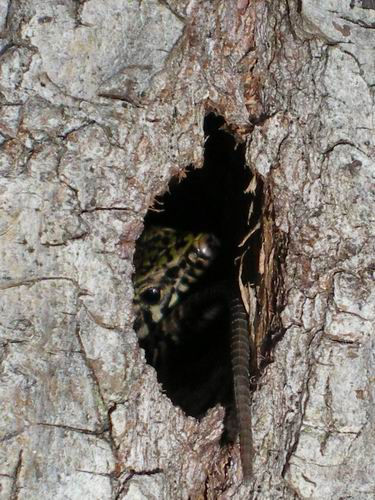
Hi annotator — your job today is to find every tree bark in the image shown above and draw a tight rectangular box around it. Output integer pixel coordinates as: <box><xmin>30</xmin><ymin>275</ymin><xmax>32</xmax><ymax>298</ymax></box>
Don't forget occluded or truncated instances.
<box><xmin>1</xmin><ymin>1</ymin><xmax>374</xmax><ymax>498</ymax></box>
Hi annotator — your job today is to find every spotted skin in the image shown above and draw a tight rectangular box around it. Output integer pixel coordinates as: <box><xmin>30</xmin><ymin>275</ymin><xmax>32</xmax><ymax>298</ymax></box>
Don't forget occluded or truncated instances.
<box><xmin>133</xmin><ymin>226</ymin><xmax>220</xmax><ymax>340</ymax></box>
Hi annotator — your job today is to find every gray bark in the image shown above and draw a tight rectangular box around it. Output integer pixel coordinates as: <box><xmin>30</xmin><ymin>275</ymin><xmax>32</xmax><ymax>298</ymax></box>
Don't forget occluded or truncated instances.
<box><xmin>0</xmin><ymin>0</ymin><xmax>374</xmax><ymax>499</ymax></box>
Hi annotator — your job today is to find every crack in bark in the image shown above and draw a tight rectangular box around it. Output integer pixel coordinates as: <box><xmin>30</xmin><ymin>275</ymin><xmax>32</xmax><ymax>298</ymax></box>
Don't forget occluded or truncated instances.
<box><xmin>156</xmin><ymin>0</ymin><xmax>185</xmax><ymax>22</ymax></box>
<box><xmin>81</xmin><ymin>206</ymin><xmax>136</xmax><ymax>214</ymax></box>
<box><xmin>44</xmin><ymin>348</ymin><xmax>84</xmax><ymax>355</ymax></box>
<box><xmin>10</xmin><ymin>449</ymin><xmax>23</xmax><ymax>500</ymax></box>
<box><xmin>3</xmin><ymin>0</ymin><xmax>14</xmax><ymax>32</ymax></box>
<box><xmin>0</xmin><ymin>430</ymin><xmax>27</xmax><ymax>443</ymax></box>
<box><xmin>73</xmin><ymin>319</ymin><xmax>108</xmax><ymax>424</ymax></box>
<box><xmin>325</xmin><ymin>337</ymin><xmax>360</xmax><ymax>346</ymax></box>
<box><xmin>81</xmin><ymin>303</ymin><xmax>124</xmax><ymax>332</ymax></box>
<box><xmin>115</xmin><ymin>468</ymin><xmax>164</xmax><ymax>499</ymax></box>
<box><xmin>57</xmin><ymin>120</ymin><xmax>97</xmax><ymax>141</ymax></box>
<box><xmin>322</xmin><ymin>139</ymin><xmax>366</xmax><ymax>157</ymax></box>
<box><xmin>301</xmin><ymin>472</ymin><xmax>317</xmax><ymax>487</ymax></box>
<box><xmin>0</xmin><ymin>276</ymin><xmax>88</xmax><ymax>293</ymax></box>
<box><xmin>281</xmin><ymin>331</ymin><xmax>318</xmax><ymax>478</ymax></box>
<box><xmin>40</xmin><ymin>230</ymin><xmax>89</xmax><ymax>247</ymax></box>
<box><xmin>36</xmin><ymin>422</ymin><xmax>107</xmax><ymax>436</ymax></box>
<box><xmin>72</xmin><ymin>309</ymin><xmax>123</xmax><ymax>490</ymax></box>
<box><xmin>320</xmin><ymin>376</ymin><xmax>333</xmax><ymax>455</ymax></box>
<box><xmin>75</xmin><ymin>468</ymin><xmax>114</xmax><ymax>478</ymax></box>
<box><xmin>338</xmin><ymin>14</ymin><xmax>375</xmax><ymax>30</ymax></box>
<box><xmin>71</xmin><ymin>0</ymin><xmax>91</xmax><ymax>28</ymax></box>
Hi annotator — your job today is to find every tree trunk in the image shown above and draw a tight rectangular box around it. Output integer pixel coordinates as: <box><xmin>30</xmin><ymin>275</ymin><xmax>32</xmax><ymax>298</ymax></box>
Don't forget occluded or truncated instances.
<box><xmin>1</xmin><ymin>1</ymin><xmax>374</xmax><ymax>498</ymax></box>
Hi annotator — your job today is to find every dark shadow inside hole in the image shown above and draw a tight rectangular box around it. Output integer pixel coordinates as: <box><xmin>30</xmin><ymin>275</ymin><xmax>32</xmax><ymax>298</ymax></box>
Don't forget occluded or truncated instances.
<box><xmin>135</xmin><ymin>113</ymin><xmax>262</xmax><ymax>435</ymax></box>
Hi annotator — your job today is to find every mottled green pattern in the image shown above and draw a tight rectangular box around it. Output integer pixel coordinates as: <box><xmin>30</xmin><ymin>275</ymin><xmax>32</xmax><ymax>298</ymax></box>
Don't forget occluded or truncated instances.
<box><xmin>133</xmin><ymin>226</ymin><xmax>219</xmax><ymax>340</ymax></box>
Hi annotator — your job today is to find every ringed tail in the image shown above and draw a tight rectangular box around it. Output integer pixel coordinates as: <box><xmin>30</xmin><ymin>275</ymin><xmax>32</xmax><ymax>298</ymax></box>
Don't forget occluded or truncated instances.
<box><xmin>230</xmin><ymin>292</ymin><xmax>254</xmax><ymax>482</ymax></box>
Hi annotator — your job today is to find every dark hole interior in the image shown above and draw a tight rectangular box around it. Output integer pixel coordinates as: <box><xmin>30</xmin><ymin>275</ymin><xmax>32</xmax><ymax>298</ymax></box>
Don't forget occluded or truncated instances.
<box><xmin>135</xmin><ymin>113</ymin><xmax>262</xmax><ymax>439</ymax></box>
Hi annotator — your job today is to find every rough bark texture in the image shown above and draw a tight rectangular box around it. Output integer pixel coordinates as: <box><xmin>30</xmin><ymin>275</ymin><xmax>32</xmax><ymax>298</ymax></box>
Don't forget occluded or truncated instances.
<box><xmin>0</xmin><ymin>0</ymin><xmax>374</xmax><ymax>499</ymax></box>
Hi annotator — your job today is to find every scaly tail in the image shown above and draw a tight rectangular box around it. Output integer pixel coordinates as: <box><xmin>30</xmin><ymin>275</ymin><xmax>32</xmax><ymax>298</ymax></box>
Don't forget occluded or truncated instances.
<box><xmin>230</xmin><ymin>292</ymin><xmax>254</xmax><ymax>482</ymax></box>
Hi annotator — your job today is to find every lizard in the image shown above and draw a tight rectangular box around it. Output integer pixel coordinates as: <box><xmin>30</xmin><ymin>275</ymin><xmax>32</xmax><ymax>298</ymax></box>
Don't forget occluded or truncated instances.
<box><xmin>132</xmin><ymin>225</ymin><xmax>255</xmax><ymax>481</ymax></box>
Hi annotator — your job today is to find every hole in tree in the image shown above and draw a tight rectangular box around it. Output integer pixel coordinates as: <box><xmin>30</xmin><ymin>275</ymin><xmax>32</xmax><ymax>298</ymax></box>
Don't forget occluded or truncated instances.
<box><xmin>133</xmin><ymin>113</ymin><xmax>263</xmax><ymax>438</ymax></box>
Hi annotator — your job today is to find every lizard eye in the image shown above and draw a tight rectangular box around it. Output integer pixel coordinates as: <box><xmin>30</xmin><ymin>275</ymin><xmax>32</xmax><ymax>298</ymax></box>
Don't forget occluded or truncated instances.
<box><xmin>195</xmin><ymin>234</ymin><xmax>220</xmax><ymax>260</ymax></box>
<box><xmin>141</xmin><ymin>287</ymin><xmax>161</xmax><ymax>305</ymax></box>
